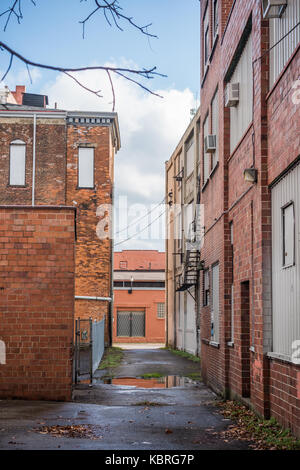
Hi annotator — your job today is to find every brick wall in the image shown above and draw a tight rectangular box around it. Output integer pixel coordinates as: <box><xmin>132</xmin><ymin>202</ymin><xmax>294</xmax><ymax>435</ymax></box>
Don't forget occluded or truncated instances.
<box><xmin>113</xmin><ymin>289</ymin><xmax>166</xmax><ymax>344</ymax></box>
<box><xmin>0</xmin><ymin>117</ymin><xmax>67</xmax><ymax>205</ymax></box>
<box><xmin>0</xmin><ymin>206</ymin><xmax>75</xmax><ymax>401</ymax></box>
<box><xmin>66</xmin><ymin>124</ymin><xmax>114</xmax><ymax>339</ymax></box>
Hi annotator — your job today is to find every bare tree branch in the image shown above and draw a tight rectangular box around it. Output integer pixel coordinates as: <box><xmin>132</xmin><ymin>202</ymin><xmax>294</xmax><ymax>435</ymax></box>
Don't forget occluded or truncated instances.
<box><xmin>0</xmin><ymin>1</ymin><xmax>165</xmax><ymax>109</ymax></box>
<box><xmin>80</xmin><ymin>0</ymin><xmax>157</xmax><ymax>40</ymax></box>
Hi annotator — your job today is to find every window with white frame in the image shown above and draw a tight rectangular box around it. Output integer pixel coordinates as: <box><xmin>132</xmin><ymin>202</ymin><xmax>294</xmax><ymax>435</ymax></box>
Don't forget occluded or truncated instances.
<box><xmin>157</xmin><ymin>303</ymin><xmax>165</xmax><ymax>319</ymax></box>
<box><xmin>282</xmin><ymin>202</ymin><xmax>295</xmax><ymax>268</ymax></box>
<box><xmin>269</xmin><ymin>0</ymin><xmax>300</xmax><ymax>87</ymax></box>
<box><xmin>184</xmin><ymin>202</ymin><xmax>194</xmax><ymax>240</ymax></box>
<box><xmin>9</xmin><ymin>140</ymin><xmax>26</xmax><ymax>186</ymax></box>
<box><xmin>211</xmin><ymin>88</ymin><xmax>219</xmax><ymax>169</ymax></box>
<box><xmin>229</xmin><ymin>32</ymin><xmax>253</xmax><ymax>154</ymax></box>
<box><xmin>211</xmin><ymin>262</ymin><xmax>220</xmax><ymax>343</ymax></box>
<box><xmin>78</xmin><ymin>147</ymin><xmax>94</xmax><ymax>188</ymax></box>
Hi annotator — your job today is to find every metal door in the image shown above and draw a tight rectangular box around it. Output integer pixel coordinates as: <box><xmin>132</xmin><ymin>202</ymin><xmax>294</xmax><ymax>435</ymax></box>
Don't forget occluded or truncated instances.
<box><xmin>117</xmin><ymin>311</ymin><xmax>145</xmax><ymax>337</ymax></box>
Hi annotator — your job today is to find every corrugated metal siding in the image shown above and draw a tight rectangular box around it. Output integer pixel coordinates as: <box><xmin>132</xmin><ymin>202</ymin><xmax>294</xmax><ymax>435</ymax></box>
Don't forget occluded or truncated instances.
<box><xmin>203</xmin><ymin>115</ymin><xmax>210</xmax><ymax>182</ymax></box>
<box><xmin>270</xmin><ymin>0</ymin><xmax>300</xmax><ymax>87</ymax></box>
<box><xmin>272</xmin><ymin>163</ymin><xmax>300</xmax><ymax>357</ymax></box>
<box><xmin>211</xmin><ymin>89</ymin><xmax>219</xmax><ymax>168</ymax></box>
<box><xmin>230</xmin><ymin>34</ymin><xmax>253</xmax><ymax>154</ymax></box>
<box><xmin>185</xmin><ymin>288</ymin><xmax>197</xmax><ymax>355</ymax></box>
<box><xmin>212</xmin><ymin>263</ymin><xmax>220</xmax><ymax>342</ymax></box>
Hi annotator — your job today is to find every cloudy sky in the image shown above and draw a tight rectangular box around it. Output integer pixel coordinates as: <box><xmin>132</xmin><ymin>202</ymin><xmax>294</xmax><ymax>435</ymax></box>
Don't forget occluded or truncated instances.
<box><xmin>0</xmin><ymin>0</ymin><xmax>200</xmax><ymax>251</ymax></box>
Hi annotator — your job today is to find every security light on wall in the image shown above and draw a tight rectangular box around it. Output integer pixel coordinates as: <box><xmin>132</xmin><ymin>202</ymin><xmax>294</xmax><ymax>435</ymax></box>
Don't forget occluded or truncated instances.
<box><xmin>244</xmin><ymin>168</ymin><xmax>258</xmax><ymax>184</ymax></box>
<box><xmin>262</xmin><ymin>0</ymin><xmax>287</xmax><ymax>18</ymax></box>
<box><xmin>204</xmin><ymin>135</ymin><xmax>217</xmax><ymax>154</ymax></box>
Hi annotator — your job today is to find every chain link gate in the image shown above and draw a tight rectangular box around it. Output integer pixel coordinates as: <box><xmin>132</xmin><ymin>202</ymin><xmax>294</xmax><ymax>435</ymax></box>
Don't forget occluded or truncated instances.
<box><xmin>74</xmin><ymin>318</ymin><xmax>93</xmax><ymax>384</ymax></box>
<box><xmin>74</xmin><ymin>317</ymin><xmax>106</xmax><ymax>384</ymax></box>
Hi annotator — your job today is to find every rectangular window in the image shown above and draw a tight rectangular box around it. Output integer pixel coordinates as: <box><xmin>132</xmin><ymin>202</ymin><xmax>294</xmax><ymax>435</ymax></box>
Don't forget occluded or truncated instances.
<box><xmin>282</xmin><ymin>203</ymin><xmax>295</xmax><ymax>267</ymax></box>
<box><xmin>9</xmin><ymin>141</ymin><xmax>26</xmax><ymax>186</ymax></box>
<box><xmin>78</xmin><ymin>147</ymin><xmax>94</xmax><ymax>188</ymax></box>
<box><xmin>211</xmin><ymin>263</ymin><xmax>219</xmax><ymax>342</ymax></box>
<box><xmin>157</xmin><ymin>303</ymin><xmax>165</xmax><ymax>319</ymax></box>
<box><xmin>119</xmin><ymin>261</ymin><xmax>128</xmax><ymax>270</ymax></box>
<box><xmin>203</xmin><ymin>269</ymin><xmax>210</xmax><ymax>306</ymax></box>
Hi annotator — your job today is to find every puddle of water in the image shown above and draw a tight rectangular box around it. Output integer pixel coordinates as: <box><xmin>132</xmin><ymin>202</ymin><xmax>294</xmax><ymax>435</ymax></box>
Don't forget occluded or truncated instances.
<box><xmin>99</xmin><ymin>376</ymin><xmax>198</xmax><ymax>389</ymax></box>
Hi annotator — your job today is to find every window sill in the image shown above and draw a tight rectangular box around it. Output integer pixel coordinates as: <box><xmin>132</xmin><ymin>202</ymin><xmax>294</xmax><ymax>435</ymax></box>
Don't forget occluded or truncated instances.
<box><xmin>76</xmin><ymin>186</ymin><xmax>96</xmax><ymax>190</ymax></box>
<box><xmin>201</xmin><ymin>179</ymin><xmax>209</xmax><ymax>192</ymax></box>
<box><xmin>209</xmin><ymin>33</ymin><xmax>219</xmax><ymax>62</ymax></box>
<box><xmin>209</xmin><ymin>161</ymin><xmax>219</xmax><ymax>179</ymax></box>
<box><xmin>209</xmin><ymin>341</ymin><xmax>220</xmax><ymax>349</ymax></box>
<box><xmin>201</xmin><ymin>65</ymin><xmax>209</xmax><ymax>88</ymax></box>
<box><xmin>7</xmin><ymin>184</ymin><xmax>27</xmax><ymax>188</ymax></box>
<box><xmin>227</xmin><ymin>341</ymin><xmax>234</xmax><ymax>348</ymax></box>
<box><xmin>250</xmin><ymin>346</ymin><xmax>255</xmax><ymax>353</ymax></box>
<box><xmin>202</xmin><ymin>338</ymin><xmax>210</xmax><ymax>345</ymax></box>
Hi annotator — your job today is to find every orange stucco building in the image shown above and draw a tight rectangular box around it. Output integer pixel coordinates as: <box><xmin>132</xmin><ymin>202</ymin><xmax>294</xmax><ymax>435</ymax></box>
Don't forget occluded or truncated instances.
<box><xmin>113</xmin><ymin>250</ymin><xmax>166</xmax><ymax>344</ymax></box>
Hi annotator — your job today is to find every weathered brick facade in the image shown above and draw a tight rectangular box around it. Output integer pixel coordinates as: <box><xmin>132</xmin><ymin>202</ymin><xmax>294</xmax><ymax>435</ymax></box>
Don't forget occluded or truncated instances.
<box><xmin>166</xmin><ymin>0</ymin><xmax>300</xmax><ymax>437</ymax></box>
<box><xmin>0</xmin><ymin>104</ymin><xmax>120</xmax><ymax>344</ymax></box>
<box><xmin>0</xmin><ymin>206</ymin><xmax>75</xmax><ymax>401</ymax></box>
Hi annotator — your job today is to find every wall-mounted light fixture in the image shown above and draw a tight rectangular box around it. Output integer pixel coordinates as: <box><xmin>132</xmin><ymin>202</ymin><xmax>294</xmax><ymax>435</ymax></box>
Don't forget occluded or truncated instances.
<box><xmin>244</xmin><ymin>168</ymin><xmax>258</xmax><ymax>184</ymax></box>
<box><xmin>262</xmin><ymin>0</ymin><xmax>287</xmax><ymax>19</ymax></box>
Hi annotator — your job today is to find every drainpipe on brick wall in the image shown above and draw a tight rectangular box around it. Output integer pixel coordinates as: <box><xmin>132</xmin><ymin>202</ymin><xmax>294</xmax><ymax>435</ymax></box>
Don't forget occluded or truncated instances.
<box><xmin>75</xmin><ymin>296</ymin><xmax>112</xmax><ymax>302</ymax></box>
<box><xmin>109</xmin><ymin>183</ymin><xmax>115</xmax><ymax>347</ymax></box>
<box><xmin>32</xmin><ymin>113</ymin><xmax>37</xmax><ymax>206</ymax></box>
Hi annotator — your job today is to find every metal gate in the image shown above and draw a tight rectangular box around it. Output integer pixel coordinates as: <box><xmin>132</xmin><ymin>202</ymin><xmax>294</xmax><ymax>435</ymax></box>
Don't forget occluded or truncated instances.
<box><xmin>74</xmin><ymin>317</ymin><xmax>105</xmax><ymax>384</ymax></box>
<box><xmin>117</xmin><ymin>310</ymin><xmax>145</xmax><ymax>337</ymax></box>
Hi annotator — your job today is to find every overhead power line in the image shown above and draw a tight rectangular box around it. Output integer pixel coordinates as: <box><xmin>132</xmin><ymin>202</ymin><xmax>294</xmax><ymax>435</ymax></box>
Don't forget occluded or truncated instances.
<box><xmin>115</xmin><ymin>197</ymin><xmax>166</xmax><ymax>236</ymax></box>
<box><xmin>114</xmin><ymin>208</ymin><xmax>166</xmax><ymax>247</ymax></box>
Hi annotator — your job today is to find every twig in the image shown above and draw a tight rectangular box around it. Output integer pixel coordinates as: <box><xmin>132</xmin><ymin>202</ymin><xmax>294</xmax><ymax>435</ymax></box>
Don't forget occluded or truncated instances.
<box><xmin>106</xmin><ymin>70</ymin><xmax>115</xmax><ymax>111</ymax></box>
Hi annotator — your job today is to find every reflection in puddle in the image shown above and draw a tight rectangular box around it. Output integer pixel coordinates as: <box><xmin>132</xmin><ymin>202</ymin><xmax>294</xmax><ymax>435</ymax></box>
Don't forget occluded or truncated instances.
<box><xmin>101</xmin><ymin>376</ymin><xmax>198</xmax><ymax>388</ymax></box>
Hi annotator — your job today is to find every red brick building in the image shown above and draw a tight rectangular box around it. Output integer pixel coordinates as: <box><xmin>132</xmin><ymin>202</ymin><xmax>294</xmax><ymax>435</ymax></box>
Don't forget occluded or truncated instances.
<box><xmin>166</xmin><ymin>0</ymin><xmax>300</xmax><ymax>436</ymax></box>
<box><xmin>0</xmin><ymin>206</ymin><xmax>76</xmax><ymax>401</ymax></box>
<box><xmin>0</xmin><ymin>86</ymin><xmax>121</xmax><ymax>343</ymax></box>
<box><xmin>113</xmin><ymin>250</ymin><xmax>166</xmax><ymax>344</ymax></box>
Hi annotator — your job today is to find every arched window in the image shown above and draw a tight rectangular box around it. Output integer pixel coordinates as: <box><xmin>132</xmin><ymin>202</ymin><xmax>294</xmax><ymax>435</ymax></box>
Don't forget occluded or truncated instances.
<box><xmin>9</xmin><ymin>139</ymin><xmax>26</xmax><ymax>186</ymax></box>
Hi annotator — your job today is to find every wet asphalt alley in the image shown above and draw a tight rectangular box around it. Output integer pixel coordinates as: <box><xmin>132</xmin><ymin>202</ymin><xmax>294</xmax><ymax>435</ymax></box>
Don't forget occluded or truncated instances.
<box><xmin>0</xmin><ymin>348</ymin><xmax>253</xmax><ymax>450</ymax></box>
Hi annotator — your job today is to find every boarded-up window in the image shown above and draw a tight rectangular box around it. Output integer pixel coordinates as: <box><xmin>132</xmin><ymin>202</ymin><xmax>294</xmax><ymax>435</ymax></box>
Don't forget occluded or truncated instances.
<box><xmin>9</xmin><ymin>140</ymin><xmax>26</xmax><ymax>186</ymax></box>
<box><xmin>282</xmin><ymin>203</ymin><xmax>295</xmax><ymax>267</ymax></box>
<box><xmin>211</xmin><ymin>263</ymin><xmax>219</xmax><ymax>342</ymax></box>
<box><xmin>78</xmin><ymin>147</ymin><xmax>94</xmax><ymax>188</ymax></box>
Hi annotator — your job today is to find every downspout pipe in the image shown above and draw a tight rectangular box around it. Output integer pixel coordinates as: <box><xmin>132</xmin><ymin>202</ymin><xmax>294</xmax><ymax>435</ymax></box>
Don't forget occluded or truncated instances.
<box><xmin>75</xmin><ymin>296</ymin><xmax>112</xmax><ymax>302</ymax></box>
<box><xmin>32</xmin><ymin>113</ymin><xmax>37</xmax><ymax>206</ymax></box>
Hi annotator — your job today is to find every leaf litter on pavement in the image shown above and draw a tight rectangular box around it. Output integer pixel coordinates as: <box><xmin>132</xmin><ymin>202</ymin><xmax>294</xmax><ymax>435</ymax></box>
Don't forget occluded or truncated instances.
<box><xmin>34</xmin><ymin>424</ymin><xmax>102</xmax><ymax>440</ymax></box>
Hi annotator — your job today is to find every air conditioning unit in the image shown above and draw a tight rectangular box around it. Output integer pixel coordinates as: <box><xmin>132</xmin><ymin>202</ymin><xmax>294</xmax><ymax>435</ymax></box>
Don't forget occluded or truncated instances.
<box><xmin>225</xmin><ymin>83</ymin><xmax>240</xmax><ymax>107</ymax></box>
<box><xmin>204</xmin><ymin>135</ymin><xmax>216</xmax><ymax>154</ymax></box>
<box><xmin>262</xmin><ymin>0</ymin><xmax>287</xmax><ymax>18</ymax></box>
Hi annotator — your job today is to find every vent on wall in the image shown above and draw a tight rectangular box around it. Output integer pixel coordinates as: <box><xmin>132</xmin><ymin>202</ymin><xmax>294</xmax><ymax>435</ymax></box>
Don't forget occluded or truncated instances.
<box><xmin>225</xmin><ymin>83</ymin><xmax>240</xmax><ymax>107</ymax></box>
<box><xmin>262</xmin><ymin>0</ymin><xmax>287</xmax><ymax>18</ymax></box>
<box><xmin>204</xmin><ymin>135</ymin><xmax>217</xmax><ymax>154</ymax></box>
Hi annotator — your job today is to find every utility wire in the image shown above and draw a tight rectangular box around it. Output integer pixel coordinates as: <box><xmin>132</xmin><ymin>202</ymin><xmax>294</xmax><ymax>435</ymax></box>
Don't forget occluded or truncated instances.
<box><xmin>115</xmin><ymin>196</ymin><xmax>166</xmax><ymax>236</ymax></box>
<box><xmin>253</xmin><ymin>21</ymin><xmax>300</xmax><ymax>64</ymax></box>
<box><xmin>114</xmin><ymin>208</ymin><xmax>167</xmax><ymax>247</ymax></box>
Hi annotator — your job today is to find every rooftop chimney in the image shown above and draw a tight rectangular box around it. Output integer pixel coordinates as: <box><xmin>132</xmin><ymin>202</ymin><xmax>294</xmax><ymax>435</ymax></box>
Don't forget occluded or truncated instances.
<box><xmin>11</xmin><ymin>85</ymin><xmax>26</xmax><ymax>105</ymax></box>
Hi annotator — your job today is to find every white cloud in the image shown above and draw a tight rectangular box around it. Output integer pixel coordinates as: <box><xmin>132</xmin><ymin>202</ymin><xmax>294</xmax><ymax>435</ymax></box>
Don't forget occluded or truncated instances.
<box><xmin>42</xmin><ymin>61</ymin><xmax>195</xmax><ymax>250</ymax></box>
